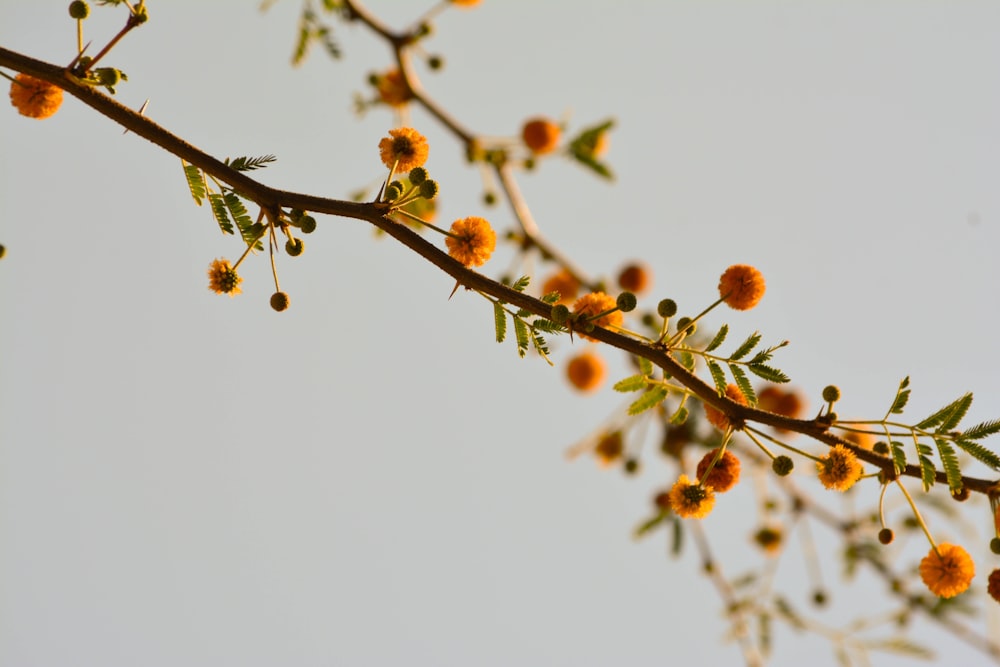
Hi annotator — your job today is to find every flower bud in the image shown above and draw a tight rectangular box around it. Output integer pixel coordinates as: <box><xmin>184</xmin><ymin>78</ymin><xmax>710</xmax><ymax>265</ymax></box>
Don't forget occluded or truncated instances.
<box><xmin>772</xmin><ymin>455</ymin><xmax>794</xmax><ymax>476</ymax></box>
<box><xmin>657</xmin><ymin>298</ymin><xmax>677</xmax><ymax>318</ymax></box>
<box><xmin>616</xmin><ymin>291</ymin><xmax>637</xmax><ymax>312</ymax></box>
<box><xmin>270</xmin><ymin>291</ymin><xmax>290</xmax><ymax>312</ymax></box>
<box><xmin>285</xmin><ymin>238</ymin><xmax>304</xmax><ymax>257</ymax></box>
<box><xmin>822</xmin><ymin>385</ymin><xmax>841</xmax><ymax>403</ymax></box>
<box><xmin>299</xmin><ymin>215</ymin><xmax>317</xmax><ymax>234</ymax></box>
<box><xmin>69</xmin><ymin>1</ymin><xmax>90</xmax><ymax>19</ymax></box>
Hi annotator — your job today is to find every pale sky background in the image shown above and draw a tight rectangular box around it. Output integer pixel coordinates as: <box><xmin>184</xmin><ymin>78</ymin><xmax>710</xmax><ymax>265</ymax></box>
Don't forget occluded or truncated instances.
<box><xmin>2</xmin><ymin>1</ymin><xmax>1000</xmax><ymax>666</ymax></box>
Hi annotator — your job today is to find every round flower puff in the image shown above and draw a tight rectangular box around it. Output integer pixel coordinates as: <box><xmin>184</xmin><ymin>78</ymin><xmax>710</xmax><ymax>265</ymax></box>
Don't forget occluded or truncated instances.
<box><xmin>376</xmin><ymin>68</ymin><xmax>411</xmax><ymax>107</ymax></box>
<box><xmin>919</xmin><ymin>543</ymin><xmax>975</xmax><ymax>598</ymax></box>
<box><xmin>571</xmin><ymin>292</ymin><xmax>623</xmax><ymax>342</ymax></box>
<box><xmin>988</xmin><ymin>568</ymin><xmax>1000</xmax><ymax>604</ymax></box>
<box><xmin>593</xmin><ymin>431</ymin><xmax>624</xmax><ymax>467</ymax></box>
<box><xmin>445</xmin><ymin>216</ymin><xmax>496</xmax><ymax>267</ymax></box>
<box><xmin>816</xmin><ymin>444</ymin><xmax>863</xmax><ymax>492</ymax></box>
<box><xmin>9</xmin><ymin>73</ymin><xmax>63</xmax><ymax>119</ymax></box>
<box><xmin>379</xmin><ymin>127</ymin><xmax>429</xmax><ymax>172</ymax></box>
<box><xmin>207</xmin><ymin>258</ymin><xmax>242</xmax><ymax>297</ymax></box>
<box><xmin>668</xmin><ymin>474</ymin><xmax>715</xmax><ymax>519</ymax></box>
<box><xmin>695</xmin><ymin>448</ymin><xmax>741</xmax><ymax>493</ymax></box>
<box><xmin>566</xmin><ymin>351</ymin><xmax>606</xmax><ymax>392</ymax></box>
<box><xmin>522</xmin><ymin>118</ymin><xmax>561</xmax><ymax>155</ymax></box>
<box><xmin>542</xmin><ymin>268</ymin><xmax>580</xmax><ymax>305</ymax></box>
<box><xmin>718</xmin><ymin>264</ymin><xmax>765</xmax><ymax>311</ymax></box>
<box><xmin>704</xmin><ymin>384</ymin><xmax>748</xmax><ymax>431</ymax></box>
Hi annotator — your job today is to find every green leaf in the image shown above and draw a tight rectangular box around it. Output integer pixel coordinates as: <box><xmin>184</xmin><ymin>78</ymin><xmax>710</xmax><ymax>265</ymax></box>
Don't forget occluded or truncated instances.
<box><xmin>567</xmin><ymin>121</ymin><xmax>616</xmax><ymax>182</ymax></box>
<box><xmin>864</xmin><ymin>638</ymin><xmax>933</xmax><ymax>659</ymax></box>
<box><xmin>532</xmin><ymin>319</ymin><xmax>566</xmax><ymax>334</ymax></box>
<box><xmin>891</xmin><ymin>440</ymin><xmax>907</xmax><ymax>474</ymax></box>
<box><xmin>541</xmin><ymin>291</ymin><xmax>561</xmax><ymax>305</ymax></box>
<box><xmin>633</xmin><ymin>511</ymin><xmax>667</xmax><ymax>539</ymax></box>
<box><xmin>746</xmin><ymin>363</ymin><xmax>790</xmax><ymax>384</ymax></box>
<box><xmin>960</xmin><ymin>419</ymin><xmax>1000</xmax><ymax>441</ymax></box>
<box><xmin>223</xmin><ymin>192</ymin><xmax>259</xmax><ymax>248</ymax></box>
<box><xmin>704</xmin><ymin>324</ymin><xmax>728</xmax><ymax>353</ymax></box>
<box><xmin>183</xmin><ymin>163</ymin><xmax>206</xmax><ymax>205</ymax></box>
<box><xmin>729</xmin><ymin>331</ymin><xmax>761</xmax><ymax>361</ymax></box>
<box><xmin>707</xmin><ymin>361</ymin><xmax>727</xmax><ymax>397</ymax></box>
<box><xmin>670</xmin><ymin>515</ymin><xmax>684</xmax><ymax>555</ymax></box>
<box><xmin>511</xmin><ymin>275</ymin><xmax>531</xmax><ymax>292</ymax></box>
<box><xmin>207</xmin><ymin>193</ymin><xmax>234</xmax><ymax>235</ymax></box>
<box><xmin>493</xmin><ymin>301</ymin><xmax>507</xmax><ymax>343</ymax></box>
<box><xmin>669</xmin><ymin>405</ymin><xmax>688</xmax><ymax>425</ymax></box>
<box><xmin>638</xmin><ymin>356</ymin><xmax>654</xmax><ymax>377</ymax></box>
<box><xmin>889</xmin><ymin>376</ymin><xmax>911</xmax><ymax>415</ymax></box>
<box><xmin>954</xmin><ymin>438</ymin><xmax>1000</xmax><ymax>470</ymax></box>
<box><xmin>729</xmin><ymin>364</ymin><xmax>757</xmax><ymax>406</ymax></box>
<box><xmin>918</xmin><ymin>453</ymin><xmax>936</xmax><ymax>491</ymax></box>
<box><xmin>613</xmin><ymin>375</ymin><xmax>649</xmax><ymax>393</ymax></box>
<box><xmin>915</xmin><ymin>393</ymin><xmax>972</xmax><ymax>431</ymax></box>
<box><xmin>513</xmin><ymin>316</ymin><xmax>529</xmax><ymax>358</ymax></box>
<box><xmin>939</xmin><ymin>393</ymin><xmax>973</xmax><ymax>432</ymax></box>
<box><xmin>628</xmin><ymin>386</ymin><xmax>669</xmax><ymax>416</ymax></box>
<box><xmin>677</xmin><ymin>351</ymin><xmax>695</xmax><ymax>371</ymax></box>
<box><xmin>225</xmin><ymin>154</ymin><xmax>277</xmax><ymax>171</ymax></box>
<box><xmin>933</xmin><ymin>438</ymin><xmax>963</xmax><ymax>493</ymax></box>
<box><xmin>530</xmin><ymin>331</ymin><xmax>552</xmax><ymax>364</ymax></box>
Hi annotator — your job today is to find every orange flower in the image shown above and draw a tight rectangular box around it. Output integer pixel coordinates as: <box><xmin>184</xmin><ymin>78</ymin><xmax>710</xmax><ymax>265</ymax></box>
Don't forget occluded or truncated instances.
<box><xmin>667</xmin><ymin>474</ymin><xmax>715</xmax><ymax>519</ymax></box>
<box><xmin>378</xmin><ymin>127</ymin><xmax>429</xmax><ymax>172</ymax></box>
<box><xmin>718</xmin><ymin>264</ymin><xmax>765</xmax><ymax>311</ymax></box>
<box><xmin>919</xmin><ymin>543</ymin><xmax>975</xmax><ymax>598</ymax></box>
<box><xmin>593</xmin><ymin>431</ymin><xmax>624</xmax><ymax>467</ymax></box>
<box><xmin>9</xmin><ymin>73</ymin><xmax>63</xmax><ymax>119</ymax></box>
<box><xmin>617</xmin><ymin>262</ymin><xmax>652</xmax><ymax>295</ymax></box>
<box><xmin>450</xmin><ymin>0</ymin><xmax>482</xmax><ymax>6</ymax></box>
<box><xmin>541</xmin><ymin>268</ymin><xmax>580</xmax><ymax>305</ymax></box>
<box><xmin>757</xmin><ymin>386</ymin><xmax>806</xmax><ymax>432</ymax></box>
<box><xmin>445</xmin><ymin>216</ymin><xmax>495</xmax><ymax>267</ymax></box>
<box><xmin>704</xmin><ymin>384</ymin><xmax>748</xmax><ymax>431</ymax></box>
<box><xmin>695</xmin><ymin>448</ymin><xmax>741</xmax><ymax>493</ymax></box>
<box><xmin>572</xmin><ymin>292</ymin><xmax>623</xmax><ymax>342</ymax></box>
<box><xmin>522</xmin><ymin>118</ymin><xmax>561</xmax><ymax>155</ymax></box>
<box><xmin>988</xmin><ymin>568</ymin><xmax>1000</xmax><ymax>604</ymax></box>
<box><xmin>207</xmin><ymin>258</ymin><xmax>242</xmax><ymax>297</ymax></box>
<box><xmin>816</xmin><ymin>444</ymin><xmax>863</xmax><ymax>492</ymax></box>
<box><xmin>842</xmin><ymin>429</ymin><xmax>875</xmax><ymax>451</ymax></box>
<box><xmin>376</xmin><ymin>68</ymin><xmax>411</xmax><ymax>107</ymax></box>
<box><xmin>566</xmin><ymin>351</ymin><xmax>606</xmax><ymax>392</ymax></box>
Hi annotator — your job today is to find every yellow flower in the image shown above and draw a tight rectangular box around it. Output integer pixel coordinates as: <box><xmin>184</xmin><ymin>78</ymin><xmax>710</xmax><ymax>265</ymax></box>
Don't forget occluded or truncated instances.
<box><xmin>450</xmin><ymin>0</ymin><xmax>482</xmax><ymax>6</ymax></box>
<box><xmin>9</xmin><ymin>73</ymin><xmax>63</xmax><ymax>119</ymax></box>
<box><xmin>566</xmin><ymin>351</ymin><xmax>606</xmax><ymax>392</ymax></box>
<box><xmin>207</xmin><ymin>258</ymin><xmax>242</xmax><ymax>297</ymax></box>
<box><xmin>376</xmin><ymin>68</ymin><xmax>411</xmax><ymax>107</ymax></box>
<box><xmin>668</xmin><ymin>474</ymin><xmax>715</xmax><ymax>519</ymax></box>
<box><xmin>816</xmin><ymin>444</ymin><xmax>863</xmax><ymax>492</ymax></box>
<box><xmin>541</xmin><ymin>268</ymin><xmax>580</xmax><ymax>305</ymax></box>
<box><xmin>919</xmin><ymin>543</ymin><xmax>975</xmax><ymax>598</ymax></box>
<box><xmin>703</xmin><ymin>384</ymin><xmax>748</xmax><ymax>432</ymax></box>
<box><xmin>695</xmin><ymin>448</ymin><xmax>741</xmax><ymax>493</ymax></box>
<box><xmin>571</xmin><ymin>292</ymin><xmax>623</xmax><ymax>342</ymax></box>
<box><xmin>445</xmin><ymin>216</ymin><xmax>496</xmax><ymax>267</ymax></box>
<box><xmin>593</xmin><ymin>431</ymin><xmax>624</xmax><ymax>467</ymax></box>
<box><xmin>521</xmin><ymin>117</ymin><xmax>561</xmax><ymax>155</ymax></box>
<box><xmin>718</xmin><ymin>264</ymin><xmax>765</xmax><ymax>311</ymax></box>
<box><xmin>757</xmin><ymin>385</ymin><xmax>806</xmax><ymax>433</ymax></box>
<box><xmin>378</xmin><ymin>127</ymin><xmax>429</xmax><ymax>172</ymax></box>
<box><xmin>616</xmin><ymin>262</ymin><xmax>652</xmax><ymax>295</ymax></box>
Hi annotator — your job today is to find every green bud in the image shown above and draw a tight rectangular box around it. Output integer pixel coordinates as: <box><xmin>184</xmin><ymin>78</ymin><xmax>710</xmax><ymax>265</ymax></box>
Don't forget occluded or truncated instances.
<box><xmin>289</xmin><ymin>208</ymin><xmax>304</xmax><ymax>221</ymax></box>
<box><xmin>408</xmin><ymin>167</ymin><xmax>427</xmax><ymax>185</ymax></box>
<box><xmin>990</xmin><ymin>537</ymin><xmax>1000</xmax><ymax>555</ymax></box>
<box><xmin>822</xmin><ymin>385</ymin><xmax>841</xmax><ymax>403</ymax></box>
<box><xmin>550</xmin><ymin>304</ymin><xmax>570</xmax><ymax>324</ymax></box>
<box><xmin>772</xmin><ymin>455</ymin><xmax>794</xmax><ymax>476</ymax></box>
<box><xmin>483</xmin><ymin>191</ymin><xmax>497</xmax><ymax>206</ymax></box>
<box><xmin>623</xmin><ymin>458</ymin><xmax>640</xmax><ymax>475</ymax></box>
<box><xmin>812</xmin><ymin>591</ymin><xmax>827</xmax><ymax>607</ymax></box>
<box><xmin>676</xmin><ymin>317</ymin><xmax>696</xmax><ymax>335</ymax></box>
<box><xmin>657</xmin><ymin>298</ymin><xmax>677</xmax><ymax>318</ymax></box>
<box><xmin>616</xmin><ymin>291</ymin><xmax>637</xmax><ymax>313</ymax></box>
<box><xmin>872</xmin><ymin>441</ymin><xmax>889</xmax><ymax>455</ymax></box>
<box><xmin>285</xmin><ymin>238</ymin><xmax>304</xmax><ymax>257</ymax></box>
<box><xmin>299</xmin><ymin>215</ymin><xmax>317</xmax><ymax>234</ymax></box>
<box><xmin>269</xmin><ymin>291</ymin><xmax>290</xmax><ymax>312</ymax></box>
<box><xmin>428</xmin><ymin>55</ymin><xmax>444</xmax><ymax>70</ymax></box>
<box><xmin>96</xmin><ymin>68</ymin><xmax>121</xmax><ymax>87</ymax></box>
<box><xmin>418</xmin><ymin>179</ymin><xmax>439</xmax><ymax>200</ymax></box>
<box><xmin>69</xmin><ymin>1</ymin><xmax>90</xmax><ymax>19</ymax></box>
<box><xmin>0</xmin><ymin>244</ymin><xmax>5</xmax><ymax>260</ymax></box>
<box><xmin>247</xmin><ymin>222</ymin><xmax>265</xmax><ymax>239</ymax></box>
<box><xmin>640</xmin><ymin>312</ymin><xmax>656</xmax><ymax>328</ymax></box>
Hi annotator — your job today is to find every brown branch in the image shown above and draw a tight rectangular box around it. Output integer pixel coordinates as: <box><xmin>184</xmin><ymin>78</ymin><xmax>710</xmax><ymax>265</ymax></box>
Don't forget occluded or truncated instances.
<box><xmin>2</xmin><ymin>44</ymin><xmax>998</xmax><ymax>498</ymax></box>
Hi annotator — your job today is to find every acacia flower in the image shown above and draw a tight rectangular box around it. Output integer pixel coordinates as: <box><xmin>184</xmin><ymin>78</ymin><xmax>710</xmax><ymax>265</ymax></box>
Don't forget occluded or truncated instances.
<box><xmin>753</xmin><ymin>525</ymin><xmax>784</xmax><ymax>555</ymax></box>
<box><xmin>445</xmin><ymin>216</ymin><xmax>496</xmax><ymax>267</ymax></box>
<box><xmin>542</xmin><ymin>268</ymin><xmax>580</xmax><ymax>305</ymax></box>
<box><xmin>9</xmin><ymin>73</ymin><xmax>63</xmax><ymax>119</ymax></box>
<box><xmin>668</xmin><ymin>474</ymin><xmax>715</xmax><ymax>519</ymax></box>
<box><xmin>757</xmin><ymin>386</ymin><xmax>806</xmax><ymax>433</ymax></box>
<box><xmin>207</xmin><ymin>258</ymin><xmax>242</xmax><ymax>297</ymax></box>
<box><xmin>379</xmin><ymin>127</ymin><xmax>429</xmax><ymax>172</ymax></box>
<box><xmin>703</xmin><ymin>384</ymin><xmax>748</xmax><ymax>432</ymax></box>
<box><xmin>617</xmin><ymin>262</ymin><xmax>652</xmax><ymax>295</ymax></box>
<box><xmin>522</xmin><ymin>118</ymin><xmax>561</xmax><ymax>155</ymax></box>
<box><xmin>376</xmin><ymin>68</ymin><xmax>411</xmax><ymax>107</ymax></box>
<box><xmin>572</xmin><ymin>292</ymin><xmax>623</xmax><ymax>342</ymax></box>
<box><xmin>718</xmin><ymin>264</ymin><xmax>765</xmax><ymax>311</ymax></box>
<box><xmin>566</xmin><ymin>351</ymin><xmax>606</xmax><ymax>392</ymax></box>
<box><xmin>450</xmin><ymin>0</ymin><xmax>482</xmax><ymax>6</ymax></box>
<box><xmin>988</xmin><ymin>569</ymin><xmax>1000</xmax><ymax>604</ymax></box>
<box><xmin>919</xmin><ymin>543</ymin><xmax>975</xmax><ymax>598</ymax></box>
<box><xmin>816</xmin><ymin>444</ymin><xmax>863</xmax><ymax>492</ymax></box>
<box><xmin>695</xmin><ymin>448</ymin><xmax>741</xmax><ymax>493</ymax></box>
<box><xmin>593</xmin><ymin>431</ymin><xmax>624</xmax><ymax>467</ymax></box>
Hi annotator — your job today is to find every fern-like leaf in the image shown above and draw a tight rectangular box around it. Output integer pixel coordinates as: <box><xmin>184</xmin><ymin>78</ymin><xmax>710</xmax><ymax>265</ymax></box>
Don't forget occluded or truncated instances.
<box><xmin>729</xmin><ymin>331</ymin><xmax>761</xmax><ymax>361</ymax></box>
<box><xmin>183</xmin><ymin>163</ymin><xmax>206</xmax><ymax>205</ymax></box>
<box><xmin>939</xmin><ymin>393</ymin><xmax>973</xmax><ymax>432</ymax></box>
<box><xmin>614</xmin><ymin>375</ymin><xmax>649</xmax><ymax>393</ymax></box>
<box><xmin>530</xmin><ymin>331</ymin><xmax>552</xmax><ymax>363</ymax></box>
<box><xmin>223</xmin><ymin>192</ymin><xmax>258</xmax><ymax>247</ymax></box>
<box><xmin>669</xmin><ymin>405</ymin><xmax>688</xmax><ymax>425</ymax></box>
<box><xmin>918</xmin><ymin>453</ymin><xmax>936</xmax><ymax>491</ymax></box>
<box><xmin>511</xmin><ymin>275</ymin><xmax>531</xmax><ymax>292</ymax></box>
<box><xmin>638</xmin><ymin>356</ymin><xmax>654</xmax><ymax>377</ymax></box>
<box><xmin>493</xmin><ymin>302</ymin><xmax>507</xmax><ymax>343</ymax></box>
<box><xmin>541</xmin><ymin>291</ymin><xmax>561</xmax><ymax>305</ymax></box>
<box><xmin>513</xmin><ymin>316</ymin><xmax>530</xmax><ymax>358</ymax></box>
<box><xmin>916</xmin><ymin>392</ymin><xmax>972</xmax><ymax>431</ymax></box>
<box><xmin>704</xmin><ymin>324</ymin><xmax>728</xmax><ymax>353</ymax></box>
<box><xmin>890</xmin><ymin>440</ymin><xmax>907</xmax><ymax>475</ymax></box>
<box><xmin>960</xmin><ymin>419</ymin><xmax>1000</xmax><ymax>441</ymax></box>
<box><xmin>747</xmin><ymin>363</ymin><xmax>790</xmax><ymax>384</ymax></box>
<box><xmin>954</xmin><ymin>438</ymin><xmax>1000</xmax><ymax>470</ymax></box>
<box><xmin>677</xmin><ymin>351</ymin><xmax>695</xmax><ymax>371</ymax></box>
<box><xmin>628</xmin><ymin>387</ymin><xmax>668</xmax><ymax>416</ymax></box>
<box><xmin>207</xmin><ymin>193</ymin><xmax>234</xmax><ymax>235</ymax></box>
<box><xmin>707</xmin><ymin>360</ymin><xmax>727</xmax><ymax>397</ymax></box>
<box><xmin>225</xmin><ymin>154</ymin><xmax>277</xmax><ymax>171</ymax></box>
<box><xmin>633</xmin><ymin>512</ymin><xmax>667</xmax><ymax>539</ymax></box>
<box><xmin>532</xmin><ymin>319</ymin><xmax>566</xmax><ymax>335</ymax></box>
<box><xmin>933</xmin><ymin>438</ymin><xmax>963</xmax><ymax>493</ymax></box>
<box><xmin>888</xmin><ymin>376</ymin><xmax>911</xmax><ymax>415</ymax></box>
<box><xmin>729</xmin><ymin>364</ymin><xmax>756</xmax><ymax>406</ymax></box>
